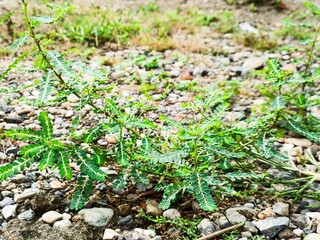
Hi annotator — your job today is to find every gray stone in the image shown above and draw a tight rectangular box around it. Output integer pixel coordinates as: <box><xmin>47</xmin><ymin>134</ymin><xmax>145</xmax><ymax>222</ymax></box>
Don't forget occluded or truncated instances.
<box><xmin>293</xmin><ymin>228</ymin><xmax>304</xmax><ymax>237</ymax></box>
<box><xmin>0</xmin><ymin>197</ymin><xmax>14</xmax><ymax>208</ymax></box>
<box><xmin>117</xmin><ymin>215</ymin><xmax>134</xmax><ymax>229</ymax></box>
<box><xmin>272</xmin><ymin>202</ymin><xmax>289</xmax><ymax>216</ymax></box>
<box><xmin>304</xmin><ymin>233</ymin><xmax>320</xmax><ymax>240</ymax></box>
<box><xmin>4</xmin><ymin>115</ymin><xmax>22</xmax><ymax>123</ymax></box>
<box><xmin>103</xmin><ymin>228</ymin><xmax>119</xmax><ymax>239</ymax></box>
<box><xmin>134</xmin><ymin>228</ymin><xmax>156</xmax><ymax>237</ymax></box>
<box><xmin>252</xmin><ymin>217</ymin><xmax>290</xmax><ymax>238</ymax></box>
<box><xmin>2</xmin><ymin>204</ymin><xmax>17</xmax><ymax>219</ymax></box>
<box><xmin>78</xmin><ymin>208</ymin><xmax>114</xmax><ymax>227</ymax></box>
<box><xmin>242</xmin><ymin>57</ymin><xmax>265</xmax><ymax>75</ymax></box>
<box><xmin>41</xmin><ymin>211</ymin><xmax>63</xmax><ymax>224</ymax></box>
<box><xmin>226</xmin><ymin>207</ymin><xmax>256</xmax><ymax>224</ymax></box>
<box><xmin>163</xmin><ymin>209</ymin><xmax>181</xmax><ymax>220</ymax></box>
<box><xmin>53</xmin><ymin>219</ymin><xmax>72</xmax><ymax>229</ymax></box>
<box><xmin>267</xmin><ymin>168</ymin><xmax>296</xmax><ymax>180</ymax></box>
<box><xmin>1</xmin><ymin>191</ymin><xmax>13</xmax><ymax>198</ymax></box>
<box><xmin>197</xmin><ymin>218</ymin><xmax>219</xmax><ymax>236</ymax></box>
<box><xmin>17</xmin><ymin>209</ymin><xmax>35</xmax><ymax>221</ymax></box>
<box><xmin>14</xmin><ymin>188</ymin><xmax>39</xmax><ymax>203</ymax></box>
<box><xmin>239</xmin><ymin>22</ymin><xmax>259</xmax><ymax>34</ymax></box>
<box><xmin>218</xmin><ymin>216</ymin><xmax>230</xmax><ymax>228</ymax></box>
<box><xmin>291</xmin><ymin>214</ymin><xmax>312</xmax><ymax>229</ymax></box>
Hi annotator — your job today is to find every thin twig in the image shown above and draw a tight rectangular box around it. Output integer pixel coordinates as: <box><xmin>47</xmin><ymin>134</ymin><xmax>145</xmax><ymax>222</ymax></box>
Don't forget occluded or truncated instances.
<box><xmin>197</xmin><ymin>222</ymin><xmax>244</xmax><ymax>240</ymax></box>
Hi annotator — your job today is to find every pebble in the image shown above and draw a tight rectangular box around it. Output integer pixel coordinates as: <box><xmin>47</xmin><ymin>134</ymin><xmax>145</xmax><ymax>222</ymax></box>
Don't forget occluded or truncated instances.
<box><xmin>2</xmin><ymin>204</ymin><xmax>17</xmax><ymax>219</ymax></box>
<box><xmin>252</xmin><ymin>217</ymin><xmax>290</xmax><ymax>238</ymax></box>
<box><xmin>4</xmin><ymin>115</ymin><xmax>22</xmax><ymax>124</ymax></box>
<box><xmin>290</xmin><ymin>214</ymin><xmax>312</xmax><ymax>229</ymax></box>
<box><xmin>64</xmin><ymin>110</ymin><xmax>74</xmax><ymax>118</ymax></box>
<box><xmin>304</xmin><ymin>233</ymin><xmax>320</xmax><ymax>240</ymax></box>
<box><xmin>117</xmin><ymin>215</ymin><xmax>134</xmax><ymax>229</ymax></box>
<box><xmin>62</xmin><ymin>213</ymin><xmax>72</xmax><ymax>220</ymax></box>
<box><xmin>180</xmin><ymin>71</ymin><xmax>193</xmax><ymax>80</ymax></box>
<box><xmin>42</xmin><ymin>211</ymin><xmax>63</xmax><ymax>224</ymax></box>
<box><xmin>49</xmin><ymin>180</ymin><xmax>65</xmax><ymax>189</ymax></box>
<box><xmin>103</xmin><ymin>228</ymin><xmax>119</xmax><ymax>240</ymax></box>
<box><xmin>257</xmin><ymin>207</ymin><xmax>276</xmax><ymax>219</ymax></box>
<box><xmin>197</xmin><ymin>218</ymin><xmax>219</xmax><ymax>236</ymax></box>
<box><xmin>145</xmin><ymin>200</ymin><xmax>163</xmax><ymax>216</ymax></box>
<box><xmin>163</xmin><ymin>209</ymin><xmax>181</xmax><ymax>220</ymax></box>
<box><xmin>242</xmin><ymin>57</ymin><xmax>265</xmax><ymax>75</ymax></box>
<box><xmin>293</xmin><ymin>228</ymin><xmax>304</xmax><ymax>237</ymax></box>
<box><xmin>53</xmin><ymin>219</ymin><xmax>72</xmax><ymax>229</ymax></box>
<box><xmin>0</xmin><ymin>197</ymin><xmax>15</xmax><ymax>208</ymax></box>
<box><xmin>78</xmin><ymin>208</ymin><xmax>114</xmax><ymax>227</ymax></box>
<box><xmin>226</xmin><ymin>207</ymin><xmax>256</xmax><ymax>224</ymax></box>
<box><xmin>14</xmin><ymin>188</ymin><xmax>39</xmax><ymax>203</ymax></box>
<box><xmin>273</xmin><ymin>202</ymin><xmax>289</xmax><ymax>216</ymax></box>
<box><xmin>285</xmin><ymin>138</ymin><xmax>312</xmax><ymax>148</ymax></box>
<box><xmin>17</xmin><ymin>209</ymin><xmax>36</xmax><ymax>221</ymax></box>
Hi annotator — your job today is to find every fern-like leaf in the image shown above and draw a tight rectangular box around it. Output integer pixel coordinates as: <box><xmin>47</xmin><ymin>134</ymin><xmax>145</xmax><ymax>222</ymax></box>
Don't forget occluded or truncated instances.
<box><xmin>73</xmin><ymin>148</ymin><xmax>106</xmax><ymax>181</ymax></box>
<box><xmin>159</xmin><ymin>183</ymin><xmax>183</xmax><ymax>210</ymax></box>
<box><xmin>190</xmin><ymin>173</ymin><xmax>216</xmax><ymax>211</ymax></box>
<box><xmin>131</xmin><ymin>169</ymin><xmax>150</xmax><ymax>185</ymax></box>
<box><xmin>256</xmin><ymin>138</ymin><xmax>289</xmax><ymax>162</ymax></box>
<box><xmin>82</xmin><ymin>124</ymin><xmax>104</xmax><ymax>143</ymax></box>
<box><xmin>19</xmin><ymin>144</ymin><xmax>46</xmax><ymax>158</ymax></box>
<box><xmin>117</xmin><ymin>141</ymin><xmax>129</xmax><ymax>166</ymax></box>
<box><xmin>0</xmin><ymin>158</ymin><xmax>34</xmax><ymax>180</ymax></box>
<box><xmin>127</xmin><ymin>120</ymin><xmax>155</xmax><ymax>129</ymax></box>
<box><xmin>286</xmin><ymin>118</ymin><xmax>320</xmax><ymax>142</ymax></box>
<box><xmin>9</xmin><ymin>35</ymin><xmax>29</xmax><ymax>50</ymax></box>
<box><xmin>5</xmin><ymin>128</ymin><xmax>43</xmax><ymax>142</ymax></box>
<box><xmin>225</xmin><ymin>171</ymin><xmax>264</xmax><ymax>182</ymax></box>
<box><xmin>271</xmin><ymin>96</ymin><xmax>285</xmax><ymax>111</ymax></box>
<box><xmin>112</xmin><ymin>173</ymin><xmax>129</xmax><ymax>189</ymax></box>
<box><xmin>57</xmin><ymin>150</ymin><xmax>72</xmax><ymax>180</ymax></box>
<box><xmin>32</xmin><ymin>16</ymin><xmax>55</xmax><ymax>24</ymax></box>
<box><xmin>45</xmin><ymin>50</ymin><xmax>75</xmax><ymax>78</ymax></box>
<box><xmin>0</xmin><ymin>52</ymin><xmax>29</xmax><ymax>81</ymax></box>
<box><xmin>39</xmin><ymin>111</ymin><xmax>53</xmax><ymax>139</ymax></box>
<box><xmin>38</xmin><ymin>149</ymin><xmax>55</xmax><ymax>170</ymax></box>
<box><xmin>39</xmin><ymin>71</ymin><xmax>54</xmax><ymax>104</ymax></box>
<box><xmin>70</xmin><ymin>175</ymin><xmax>93</xmax><ymax>210</ymax></box>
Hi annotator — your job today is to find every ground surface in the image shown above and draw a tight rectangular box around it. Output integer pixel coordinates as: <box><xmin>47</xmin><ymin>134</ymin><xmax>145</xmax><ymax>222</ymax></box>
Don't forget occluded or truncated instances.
<box><xmin>0</xmin><ymin>0</ymin><xmax>320</xmax><ymax>240</ymax></box>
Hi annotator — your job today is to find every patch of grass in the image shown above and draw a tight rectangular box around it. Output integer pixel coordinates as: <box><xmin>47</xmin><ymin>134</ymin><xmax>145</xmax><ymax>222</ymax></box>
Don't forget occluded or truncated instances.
<box><xmin>214</xmin><ymin>10</ymin><xmax>238</xmax><ymax>34</ymax></box>
<box><xmin>234</xmin><ymin>32</ymin><xmax>278</xmax><ymax>50</ymax></box>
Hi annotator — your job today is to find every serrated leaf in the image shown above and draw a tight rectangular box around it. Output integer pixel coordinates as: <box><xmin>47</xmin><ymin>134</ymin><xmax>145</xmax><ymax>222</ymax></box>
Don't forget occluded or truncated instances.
<box><xmin>19</xmin><ymin>144</ymin><xmax>46</xmax><ymax>158</ymax></box>
<box><xmin>38</xmin><ymin>149</ymin><xmax>55</xmax><ymax>170</ymax></box>
<box><xmin>225</xmin><ymin>171</ymin><xmax>264</xmax><ymax>182</ymax></box>
<box><xmin>92</xmin><ymin>152</ymin><xmax>106</xmax><ymax>166</ymax></box>
<box><xmin>33</xmin><ymin>16</ymin><xmax>55</xmax><ymax>24</ymax></box>
<box><xmin>112</xmin><ymin>173</ymin><xmax>129</xmax><ymax>189</ymax></box>
<box><xmin>0</xmin><ymin>52</ymin><xmax>29</xmax><ymax>81</ymax></box>
<box><xmin>57</xmin><ymin>150</ymin><xmax>72</xmax><ymax>180</ymax></box>
<box><xmin>39</xmin><ymin>111</ymin><xmax>53</xmax><ymax>139</ymax></box>
<box><xmin>70</xmin><ymin>175</ymin><xmax>93</xmax><ymax>210</ymax></box>
<box><xmin>9</xmin><ymin>35</ymin><xmax>29</xmax><ymax>50</ymax></box>
<box><xmin>72</xmin><ymin>62</ymin><xmax>105</xmax><ymax>79</ymax></box>
<box><xmin>73</xmin><ymin>148</ymin><xmax>106</xmax><ymax>181</ymax></box>
<box><xmin>0</xmin><ymin>12</ymin><xmax>13</xmax><ymax>24</ymax></box>
<box><xmin>0</xmin><ymin>158</ymin><xmax>34</xmax><ymax>180</ymax></box>
<box><xmin>117</xmin><ymin>141</ymin><xmax>129</xmax><ymax>166</ymax></box>
<box><xmin>83</xmin><ymin>124</ymin><xmax>103</xmax><ymax>143</ymax></box>
<box><xmin>159</xmin><ymin>183</ymin><xmax>183</xmax><ymax>210</ymax></box>
<box><xmin>127</xmin><ymin>120</ymin><xmax>155</xmax><ymax>129</ymax></box>
<box><xmin>131</xmin><ymin>169</ymin><xmax>150</xmax><ymax>185</ymax></box>
<box><xmin>190</xmin><ymin>173</ymin><xmax>216</xmax><ymax>211</ymax></box>
<box><xmin>271</xmin><ymin>96</ymin><xmax>285</xmax><ymax>111</ymax></box>
<box><xmin>219</xmin><ymin>158</ymin><xmax>231</xmax><ymax>170</ymax></box>
<box><xmin>286</xmin><ymin>118</ymin><xmax>320</xmax><ymax>142</ymax></box>
<box><xmin>39</xmin><ymin>71</ymin><xmax>54</xmax><ymax>103</ymax></box>
<box><xmin>45</xmin><ymin>50</ymin><xmax>75</xmax><ymax>78</ymax></box>
<box><xmin>141</xmin><ymin>138</ymin><xmax>152</xmax><ymax>154</ymax></box>
<box><xmin>5</xmin><ymin>128</ymin><xmax>43</xmax><ymax>142</ymax></box>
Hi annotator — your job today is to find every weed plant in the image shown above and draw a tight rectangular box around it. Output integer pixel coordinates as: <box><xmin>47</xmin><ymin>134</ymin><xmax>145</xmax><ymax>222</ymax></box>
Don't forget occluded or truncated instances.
<box><xmin>0</xmin><ymin>0</ymin><xmax>319</xmax><ymax>220</ymax></box>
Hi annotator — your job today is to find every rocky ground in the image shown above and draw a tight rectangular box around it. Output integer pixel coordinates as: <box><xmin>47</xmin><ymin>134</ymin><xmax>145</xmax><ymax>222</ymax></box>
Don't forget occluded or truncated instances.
<box><xmin>1</xmin><ymin>0</ymin><xmax>320</xmax><ymax>239</ymax></box>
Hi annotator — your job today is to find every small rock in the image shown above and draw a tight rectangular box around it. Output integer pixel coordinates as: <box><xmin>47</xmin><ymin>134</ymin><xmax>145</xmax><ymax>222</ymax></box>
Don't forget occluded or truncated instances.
<box><xmin>117</xmin><ymin>215</ymin><xmax>134</xmax><ymax>229</ymax></box>
<box><xmin>258</xmin><ymin>207</ymin><xmax>276</xmax><ymax>219</ymax></box>
<box><xmin>239</xmin><ymin>22</ymin><xmax>259</xmax><ymax>34</ymax></box>
<box><xmin>306</xmin><ymin>212</ymin><xmax>320</xmax><ymax>221</ymax></box>
<box><xmin>218</xmin><ymin>216</ymin><xmax>231</xmax><ymax>228</ymax></box>
<box><xmin>42</xmin><ymin>211</ymin><xmax>63</xmax><ymax>224</ymax></box>
<box><xmin>226</xmin><ymin>207</ymin><xmax>256</xmax><ymax>224</ymax></box>
<box><xmin>145</xmin><ymin>200</ymin><xmax>163</xmax><ymax>216</ymax></box>
<box><xmin>163</xmin><ymin>209</ymin><xmax>181</xmax><ymax>220</ymax></box>
<box><xmin>2</xmin><ymin>204</ymin><xmax>17</xmax><ymax>219</ymax></box>
<box><xmin>65</xmin><ymin>110</ymin><xmax>74</xmax><ymax>118</ymax></box>
<box><xmin>290</xmin><ymin>214</ymin><xmax>312</xmax><ymax>229</ymax></box>
<box><xmin>1</xmin><ymin>191</ymin><xmax>13</xmax><ymax>198</ymax></box>
<box><xmin>285</xmin><ymin>138</ymin><xmax>312</xmax><ymax>148</ymax></box>
<box><xmin>180</xmin><ymin>71</ymin><xmax>193</xmax><ymax>80</ymax></box>
<box><xmin>293</xmin><ymin>228</ymin><xmax>304</xmax><ymax>237</ymax></box>
<box><xmin>50</xmin><ymin>180</ymin><xmax>65</xmax><ymax>189</ymax></box>
<box><xmin>62</xmin><ymin>213</ymin><xmax>71</xmax><ymax>220</ymax></box>
<box><xmin>106</xmin><ymin>135</ymin><xmax>117</xmax><ymax>144</ymax></box>
<box><xmin>17</xmin><ymin>209</ymin><xmax>35</xmax><ymax>221</ymax></box>
<box><xmin>103</xmin><ymin>228</ymin><xmax>119</xmax><ymax>240</ymax></box>
<box><xmin>0</xmin><ymin>197</ymin><xmax>14</xmax><ymax>208</ymax></box>
<box><xmin>4</xmin><ymin>115</ymin><xmax>22</xmax><ymax>124</ymax></box>
<box><xmin>252</xmin><ymin>217</ymin><xmax>290</xmax><ymax>238</ymax></box>
<box><xmin>117</xmin><ymin>204</ymin><xmax>131</xmax><ymax>216</ymax></box>
<box><xmin>242</xmin><ymin>57</ymin><xmax>265</xmax><ymax>75</ymax></box>
<box><xmin>134</xmin><ymin>228</ymin><xmax>156</xmax><ymax>238</ymax></box>
<box><xmin>78</xmin><ymin>208</ymin><xmax>114</xmax><ymax>227</ymax></box>
<box><xmin>53</xmin><ymin>219</ymin><xmax>72</xmax><ymax>229</ymax></box>
<box><xmin>14</xmin><ymin>188</ymin><xmax>39</xmax><ymax>203</ymax></box>
<box><xmin>11</xmin><ymin>174</ymin><xmax>30</xmax><ymax>183</ymax></box>
<box><xmin>304</xmin><ymin>233</ymin><xmax>320</xmax><ymax>240</ymax></box>
<box><xmin>278</xmin><ymin>228</ymin><xmax>294</xmax><ymax>239</ymax></box>
<box><xmin>197</xmin><ymin>218</ymin><xmax>219</xmax><ymax>236</ymax></box>
<box><xmin>67</xmin><ymin>94</ymin><xmax>78</xmax><ymax>102</ymax></box>
<box><xmin>0</xmin><ymin>152</ymin><xmax>7</xmax><ymax>160</ymax></box>
<box><xmin>273</xmin><ymin>202</ymin><xmax>289</xmax><ymax>216</ymax></box>
<box><xmin>282</xmin><ymin>64</ymin><xmax>297</xmax><ymax>72</ymax></box>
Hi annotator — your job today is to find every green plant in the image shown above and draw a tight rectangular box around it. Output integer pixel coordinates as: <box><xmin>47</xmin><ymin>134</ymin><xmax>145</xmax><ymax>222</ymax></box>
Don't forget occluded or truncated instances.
<box><xmin>0</xmin><ymin>0</ymin><xmax>320</xmax><ymax>214</ymax></box>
